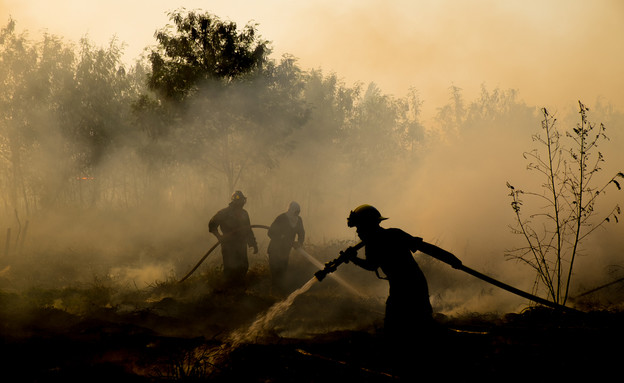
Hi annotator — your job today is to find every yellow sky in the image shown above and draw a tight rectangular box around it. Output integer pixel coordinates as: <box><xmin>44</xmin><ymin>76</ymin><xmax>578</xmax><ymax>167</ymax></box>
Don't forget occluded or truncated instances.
<box><xmin>2</xmin><ymin>0</ymin><xmax>623</xmax><ymax>118</ymax></box>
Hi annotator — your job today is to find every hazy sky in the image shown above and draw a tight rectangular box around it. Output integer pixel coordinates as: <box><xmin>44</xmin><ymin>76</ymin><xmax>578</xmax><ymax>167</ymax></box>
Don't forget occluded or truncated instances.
<box><xmin>2</xmin><ymin>0</ymin><xmax>623</xmax><ymax>119</ymax></box>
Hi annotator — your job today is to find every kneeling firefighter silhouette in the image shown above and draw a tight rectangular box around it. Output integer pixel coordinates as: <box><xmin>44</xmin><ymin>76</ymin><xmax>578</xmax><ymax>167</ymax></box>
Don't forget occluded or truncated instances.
<box><xmin>315</xmin><ymin>204</ymin><xmax>580</xmax><ymax>340</ymax></box>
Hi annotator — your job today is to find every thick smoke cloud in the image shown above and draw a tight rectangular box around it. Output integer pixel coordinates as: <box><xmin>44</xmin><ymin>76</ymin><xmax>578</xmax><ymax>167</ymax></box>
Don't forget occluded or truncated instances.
<box><xmin>1</xmin><ymin>2</ymin><xmax>623</xmax><ymax>319</ymax></box>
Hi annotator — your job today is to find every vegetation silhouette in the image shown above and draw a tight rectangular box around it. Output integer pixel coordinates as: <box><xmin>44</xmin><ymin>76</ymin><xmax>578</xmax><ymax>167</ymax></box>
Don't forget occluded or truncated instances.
<box><xmin>507</xmin><ymin>102</ymin><xmax>623</xmax><ymax>305</ymax></box>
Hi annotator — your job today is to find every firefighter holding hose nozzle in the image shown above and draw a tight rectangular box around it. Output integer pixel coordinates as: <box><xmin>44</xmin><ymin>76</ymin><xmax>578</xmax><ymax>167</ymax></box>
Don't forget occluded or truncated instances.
<box><xmin>324</xmin><ymin>204</ymin><xmax>463</xmax><ymax>372</ymax></box>
<box><xmin>314</xmin><ymin>204</ymin><xmax>580</xmax><ymax>376</ymax></box>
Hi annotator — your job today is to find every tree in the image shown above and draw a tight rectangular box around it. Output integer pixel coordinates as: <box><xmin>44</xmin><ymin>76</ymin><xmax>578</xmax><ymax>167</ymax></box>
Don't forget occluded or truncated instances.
<box><xmin>0</xmin><ymin>19</ymin><xmax>37</xmax><ymax>217</ymax></box>
<box><xmin>1</xmin><ymin>18</ymin><xmax>148</xmax><ymax>213</ymax></box>
<box><xmin>395</xmin><ymin>87</ymin><xmax>425</xmax><ymax>154</ymax></box>
<box><xmin>435</xmin><ymin>84</ymin><xmax>466</xmax><ymax>138</ymax></box>
<box><xmin>22</xmin><ymin>31</ymin><xmax>76</xmax><ymax>210</ymax></box>
<box><xmin>50</xmin><ymin>36</ymin><xmax>143</xmax><ymax>208</ymax></box>
<box><xmin>148</xmin><ymin>9</ymin><xmax>268</xmax><ymax>102</ymax></box>
<box><xmin>0</xmin><ymin>19</ymin><xmax>79</xmax><ymax>215</ymax></box>
<box><xmin>506</xmin><ymin>102</ymin><xmax>623</xmax><ymax>305</ymax></box>
<box><xmin>343</xmin><ymin>83</ymin><xmax>405</xmax><ymax>172</ymax></box>
<box><xmin>140</xmin><ymin>9</ymin><xmax>308</xmax><ymax>196</ymax></box>
<box><xmin>182</xmin><ymin>54</ymin><xmax>308</xmax><ymax>195</ymax></box>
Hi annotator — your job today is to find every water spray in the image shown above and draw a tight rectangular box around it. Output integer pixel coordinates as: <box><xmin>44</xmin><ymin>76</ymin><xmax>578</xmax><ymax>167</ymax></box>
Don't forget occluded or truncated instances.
<box><xmin>180</xmin><ymin>224</ymin><xmax>364</xmax><ymax>297</ymax></box>
<box><xmin>295</xmin><ymin>247</ymin><xmax>365</xmax><ymax>297</ymax></box>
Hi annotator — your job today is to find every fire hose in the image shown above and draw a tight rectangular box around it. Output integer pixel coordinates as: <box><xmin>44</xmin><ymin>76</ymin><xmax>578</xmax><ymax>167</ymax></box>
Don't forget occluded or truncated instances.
<box><xmin>178</xmin><ymin>224</ymin><xmax>269</xmax><ymax>283</ymax></box>
<box><xmin>315</xmin><ymin>241</ymin><xmax>582</xmax><ymax>314</ymax></box>
<box><xmin>180</xmin><ymin>226</ymin><xmax>581</xmax><ymax>313</ymax></box>
<box><xmin>573</xmin><ymin>276</ymin><xmax>624</xmax><ymax>299</ymax></box>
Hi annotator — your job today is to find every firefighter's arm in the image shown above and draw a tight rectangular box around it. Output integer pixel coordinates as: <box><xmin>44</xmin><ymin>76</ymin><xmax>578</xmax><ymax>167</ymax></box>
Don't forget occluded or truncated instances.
<box><xmin>345</xmin><ymin>247</ymin><xmax>378</xmax><ymax>271</ymax></box>
<box><xmin>349</xmin><ymin>256</ymin><xmax>377</xmax><ymax>271</ymax></box>
<box><xmin>242</xmin><ymin>211</ymin><xmax>258</xmax><ymax>253</ymax></box>
<box><xmin>248</xmin><ymin>230</ymin><xmax>258</xmax><ymax>254</ymax></box>
<box><xmin>267</xmin><ymin>216</ymin><xmax>279</xmax><ymax>239</ymax></box>
<box><xmin>208</xmin><ymin>214</ymin><xmax>222</xmax><ymax>241</ymax></box>
<box><xmin>296</xmin><ymin>220</ymin><xmax>305</xmax><ymax>248</ymax></box>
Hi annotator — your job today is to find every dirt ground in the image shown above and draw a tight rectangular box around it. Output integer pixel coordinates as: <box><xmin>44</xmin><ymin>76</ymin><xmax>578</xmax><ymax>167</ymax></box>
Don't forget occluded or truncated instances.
<box><xmin>1</xmin><ymin>269</ymin><xmax>622</xmax><ymax>383</ymax></box>
<box><xmin>1</xmin><ymin>238</ymin><xmax>622</xmax><ymax>382</ymax></box>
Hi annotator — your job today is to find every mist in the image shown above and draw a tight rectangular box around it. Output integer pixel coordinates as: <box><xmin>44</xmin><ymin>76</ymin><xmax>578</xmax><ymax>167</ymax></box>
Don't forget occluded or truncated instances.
<box><xmin>5</xmin><ymin>1</ymin><xmax>624</xmax><ymax>120</ymax></box>
<box><xmin>1</xmin><ymin>9</ymin><xmax>623</xmax><ymax>322</ymax></box>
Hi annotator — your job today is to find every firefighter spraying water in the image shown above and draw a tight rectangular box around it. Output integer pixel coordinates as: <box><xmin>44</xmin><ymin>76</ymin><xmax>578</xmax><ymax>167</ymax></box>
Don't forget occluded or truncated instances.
<box><xmin>313</xmin><ymin>242</ymin><xmax>364</xmax><ymax>282</ymax></box>
<box><xmin>315</xmin><ymin>204</ymin><xmax>581</xmax><ymax>316</ymax></box>
<box><xmin>180</xmin><ymin>203</ymin><xmax>584</xmax><ymax>381</ymax></box>
<box><xmin>320</xmin><ymin>205</ymin><xmax>454</xmax><ymax>346</ymax></box>
<box><xmin>311</xmin><ymin>204</ymin><xmax>582</xmax><ymax>377</ymax></box>
<box><xmin>181</xmin><ymin>202</ymin><xmax>581</xmax><ymax>359</ymax></box>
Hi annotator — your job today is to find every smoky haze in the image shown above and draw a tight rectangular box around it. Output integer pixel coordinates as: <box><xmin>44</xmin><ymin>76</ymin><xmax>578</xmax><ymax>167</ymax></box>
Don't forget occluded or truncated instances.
<box><xmin>4</xmin><ymin>0</ymin><xmax>624</xmax><ymax>123</ymax></box>
<box><xmin>0</xmin><ymin>5</ymin><xmax>623</xmax><ymax>320</ymax></box>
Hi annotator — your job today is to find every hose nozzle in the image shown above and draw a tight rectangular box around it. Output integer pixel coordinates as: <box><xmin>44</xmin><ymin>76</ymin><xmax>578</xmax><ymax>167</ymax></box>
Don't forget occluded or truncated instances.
<box><xmin>314</xmin><ymin>268</ymin><xmax>330</xmax><ymax>281</ymax></box>
<box><xmin>313</xmin><ymin>243</ymin><xmax>363</xmax><ymax>282</ymax></box>
<box><xmin>314</xmin><ymin>259</ymin><xmax>340</xmax><ymax>281</ymax></box>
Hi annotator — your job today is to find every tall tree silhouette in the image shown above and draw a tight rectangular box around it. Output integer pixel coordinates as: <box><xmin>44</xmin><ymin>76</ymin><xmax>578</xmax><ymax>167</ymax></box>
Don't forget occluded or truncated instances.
<box><xmin>140</xmin><ymin>10</ymin><xmax>307</xmax><ymax>196</ymax></box>
<box><xmin>148</xmin><ymin>9</ymin><xmax>268</xmax><ymax>102</ymax></box>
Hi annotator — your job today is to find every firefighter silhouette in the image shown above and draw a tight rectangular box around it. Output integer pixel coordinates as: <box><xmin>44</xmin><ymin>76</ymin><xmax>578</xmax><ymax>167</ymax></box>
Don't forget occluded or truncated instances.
<box><xmin>209</xmin><ymin>190</ymin><xmax>258</xmax><ymax>286</ymax></box>
<box><xmin>344</xmin><ymin>204</ymin><xmax>453</xmax><ymax>340</ymax></box>
<box><xmin>267</xmin><ymin>201</ymin><xmax>305</xmax><ymax>294</ymax></box>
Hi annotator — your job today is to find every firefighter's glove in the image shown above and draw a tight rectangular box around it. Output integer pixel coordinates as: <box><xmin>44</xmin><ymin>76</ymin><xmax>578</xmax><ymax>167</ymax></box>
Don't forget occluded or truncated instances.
<box><xmin>341</xmin><ymin>247</ymin><xmax>358</xmax><ymax>263</ymax></box>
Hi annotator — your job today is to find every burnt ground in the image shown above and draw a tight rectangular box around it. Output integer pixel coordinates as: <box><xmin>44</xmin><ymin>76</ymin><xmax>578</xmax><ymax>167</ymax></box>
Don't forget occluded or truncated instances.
<box><xmin>1</xmin><ymin>240</ymin><xmax>623</xmax><ymax>383</ymax></box>
<box><xmin>1</xmin><ymin>273</ymin><xmax>622</xmax><ymax>383</ymax></box>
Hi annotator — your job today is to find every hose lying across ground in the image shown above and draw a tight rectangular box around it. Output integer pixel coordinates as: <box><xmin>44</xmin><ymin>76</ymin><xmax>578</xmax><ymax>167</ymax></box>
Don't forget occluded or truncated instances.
<box><xmin>178</xmin><ymin>224</ymin><xmax>269</xmax><ymax>283</ymax></box>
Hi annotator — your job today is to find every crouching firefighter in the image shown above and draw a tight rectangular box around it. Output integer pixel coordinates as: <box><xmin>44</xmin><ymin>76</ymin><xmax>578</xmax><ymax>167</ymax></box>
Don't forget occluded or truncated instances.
<box><xmin>327</xmin><ymin>204</ymin><xmax>463</xmax><ymax>348</ymax></box>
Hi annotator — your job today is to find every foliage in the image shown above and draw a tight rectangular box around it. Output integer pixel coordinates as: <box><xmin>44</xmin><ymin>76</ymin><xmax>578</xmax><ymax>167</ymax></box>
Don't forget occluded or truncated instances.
<box><xmin>0</xmin><ymin>12</ymin><xmax>434</xmax><ymax>218</ymax></box>
<box><xmin>506</xmin><ymin>102</ymin><xmax>623</xmax><ymax>304</ymax></box>
<box><xmin>0</xmin><ymin>18</ymin><xmax>45</xmax><ymax>215</ymax></box>
<box><xmin>435</xmin><ymin>84</ymin><xmax>466</xmax><ymax>136</ymax></box>
<box><xmin>137</xmin><ymin>10</ymin><xmax>309</xmax><ymax>195</ymax></box>
<box><xmin>1</xmin><ymin>11</ymin><xmax>592</xmax><ymax>248</ymax></box>
<box><xmin>148</xmin><ymin>9</ymin><xmax>269</xmax><ymax>101</ymax></box>
<box><xmin>0</xmin><ymin>18</ymin><xmax>147</xmax><ymax>215</ymax></box>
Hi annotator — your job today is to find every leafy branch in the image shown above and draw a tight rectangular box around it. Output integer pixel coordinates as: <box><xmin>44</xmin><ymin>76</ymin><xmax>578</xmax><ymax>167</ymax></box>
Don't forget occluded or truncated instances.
<box><xmin>506</xmin><ymin>102</ymin><xmax>623</xmax><ymax>305</ymax></box>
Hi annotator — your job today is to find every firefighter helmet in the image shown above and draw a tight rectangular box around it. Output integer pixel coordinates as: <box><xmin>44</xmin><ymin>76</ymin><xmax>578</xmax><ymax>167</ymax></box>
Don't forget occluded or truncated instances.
<box><xmin>231</xmin><ymin>190</ymin><xmax>247</xmax><ymax>203</ymax></box>
<box><xmin>347</xmin><ymin>204</ymin><xmax>387</xmax><ymax>227</ymax></box>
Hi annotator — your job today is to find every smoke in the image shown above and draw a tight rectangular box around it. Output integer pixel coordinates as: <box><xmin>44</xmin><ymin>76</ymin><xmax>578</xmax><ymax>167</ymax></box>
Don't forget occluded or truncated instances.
<box><xmin>287</xmin><ymin>0</ymin><xmax>624</xmax><ymax>123</ymax></box>
<box><xmin>5</xmin><ymin>0</ymin><xmax>624</xmax><ymax>121</ymax></box>
<box><xmin>109</xmin><ymin>263</ymin><xmax>175</xmax><ymax>288</ymax></box>
<box><xmin>1</xmin><ymin>2</ymin><xmax>623</xmax><ymax>321</ymax></box>
<box><xmin>6</xmin><ymin>86</ymin><xmax>622</xmax><ymax>317</ymax></box>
